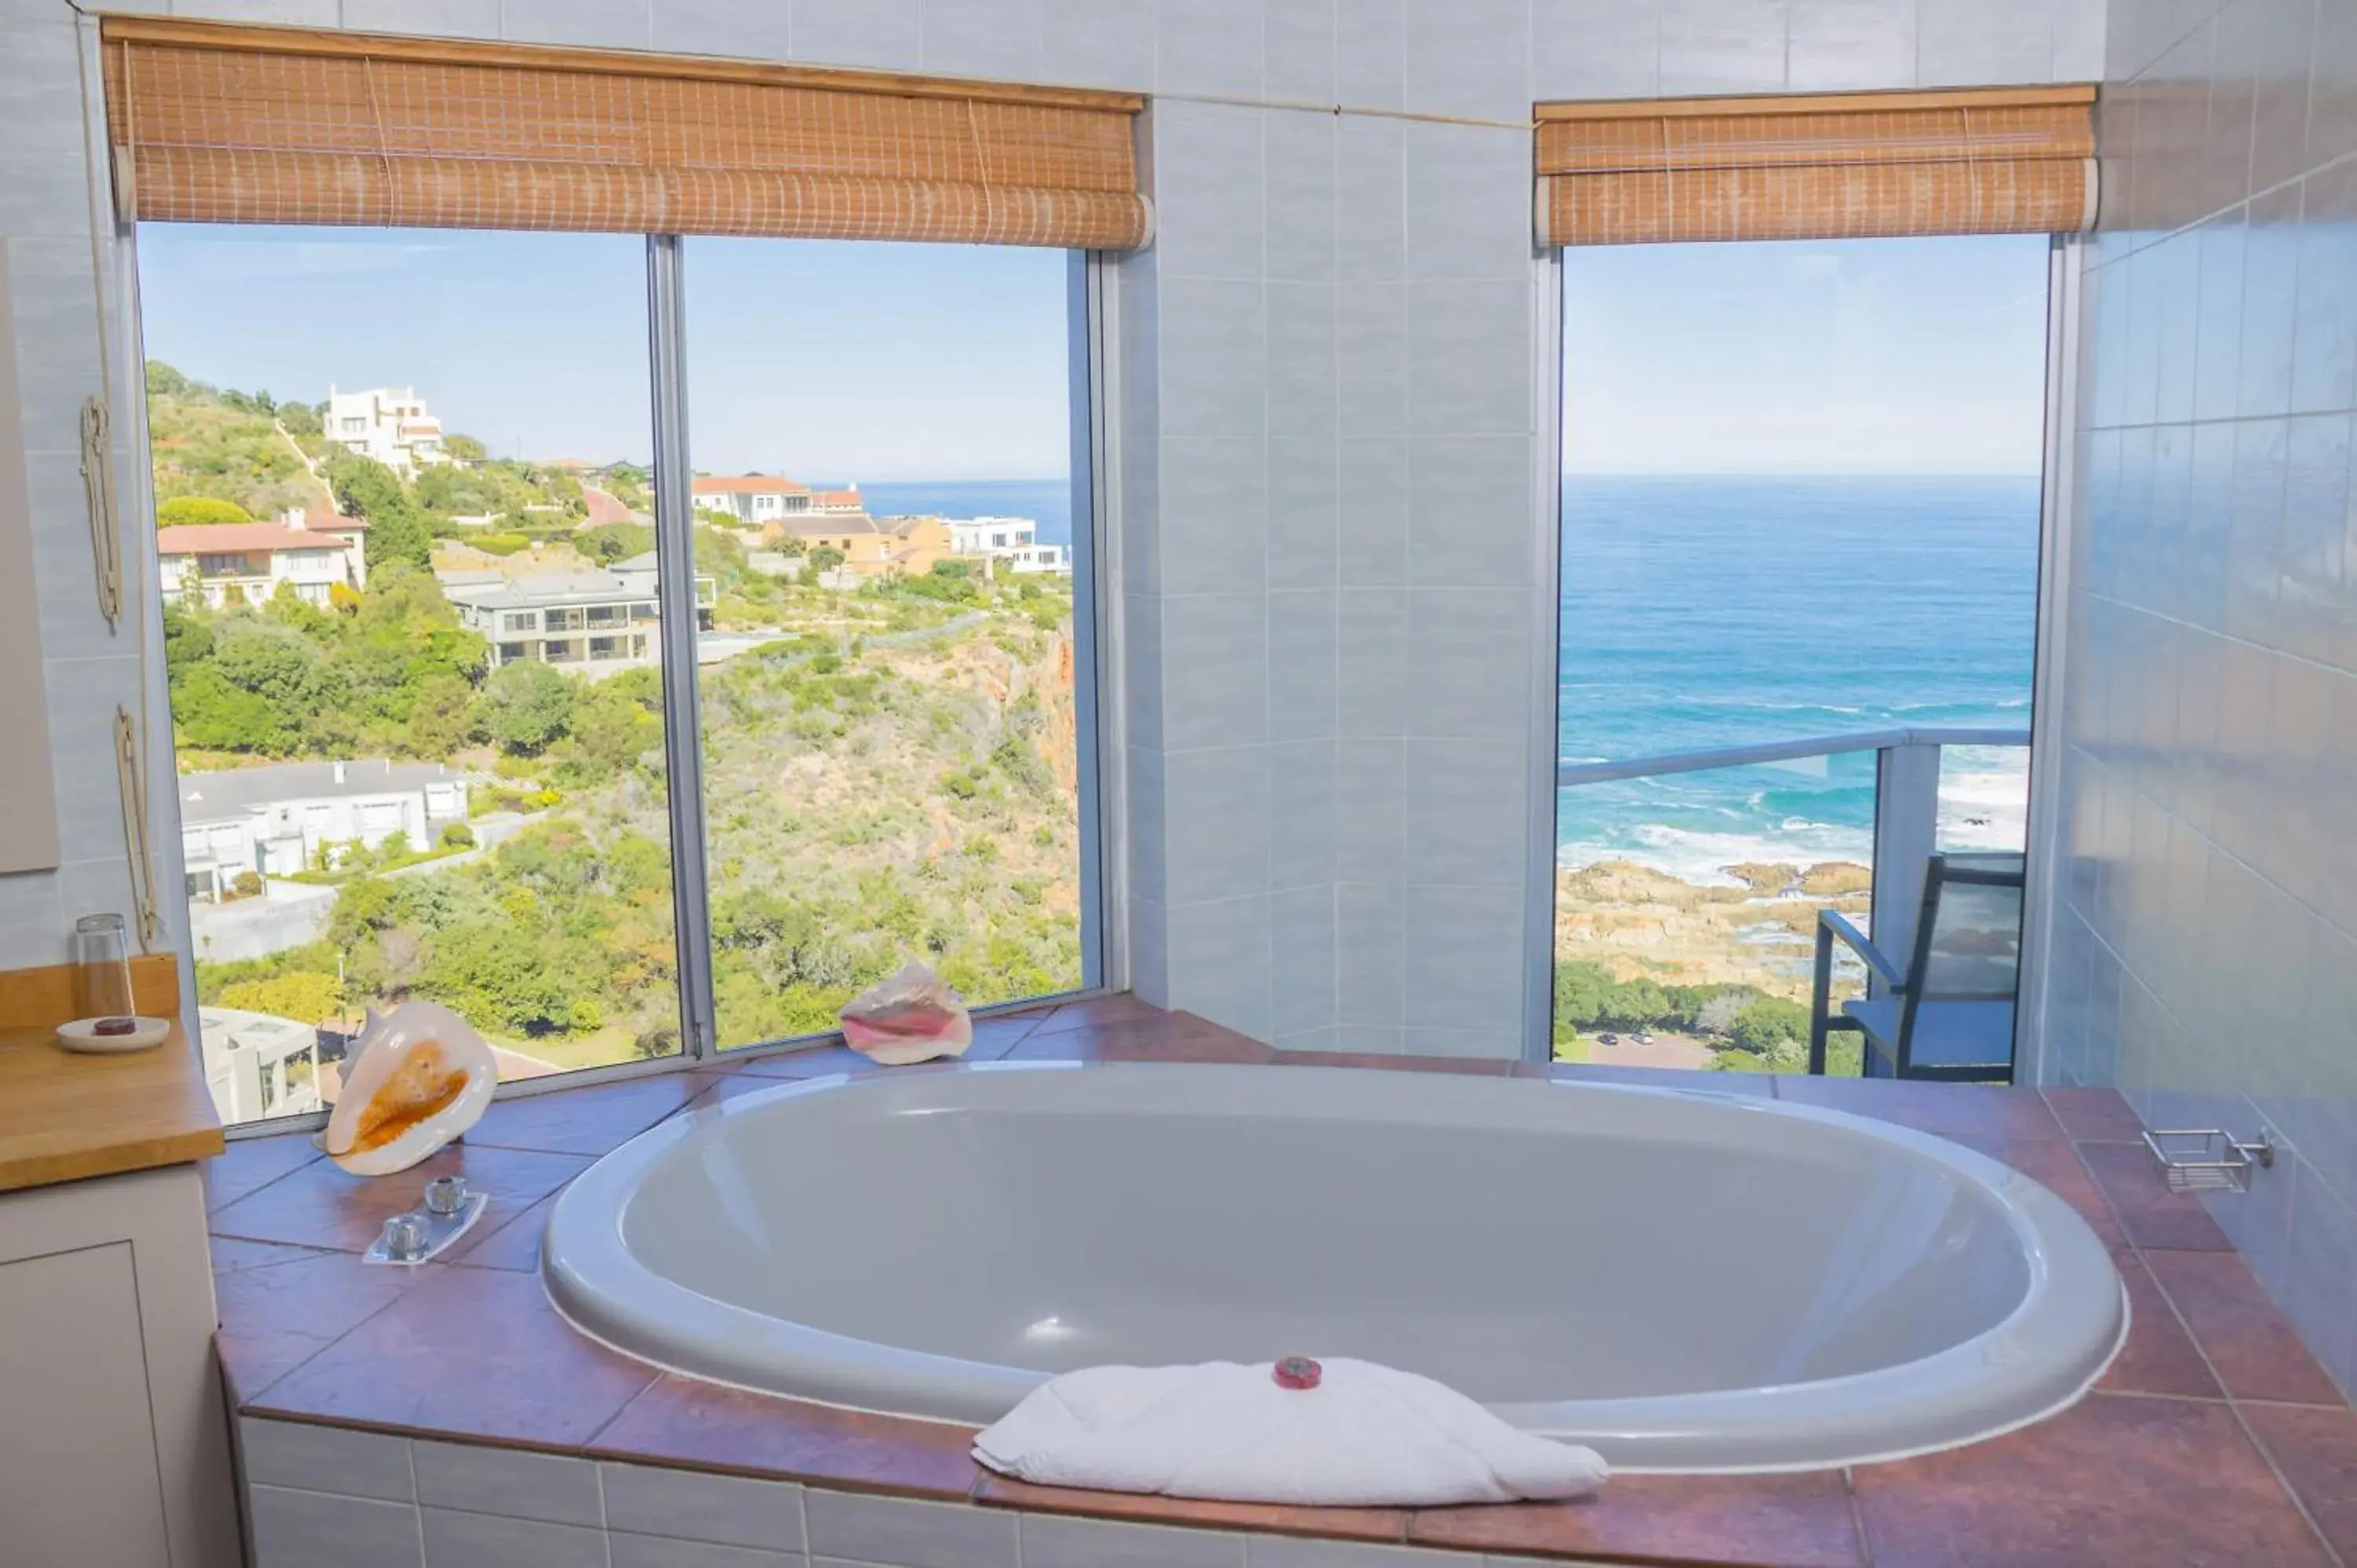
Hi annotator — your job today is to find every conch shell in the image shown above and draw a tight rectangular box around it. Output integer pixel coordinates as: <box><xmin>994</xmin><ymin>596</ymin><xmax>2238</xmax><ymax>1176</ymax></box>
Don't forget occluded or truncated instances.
<box><xmin>324</xmin><ymin>1001</ymin><xmax>497</xmax><ymax>1175</ymax></box>
<box><xmin>839</xmin><ymin>961</ymin><xmax>973</xmax><ymax>1065</ymax></box>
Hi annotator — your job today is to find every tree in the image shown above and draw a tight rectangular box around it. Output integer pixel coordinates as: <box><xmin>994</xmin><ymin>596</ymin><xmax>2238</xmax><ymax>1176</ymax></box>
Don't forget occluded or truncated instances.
<box><xmin>809</xmin><ymin>546</ymin><xmax>845</xmax><ymax>573</ymax></box>
<box><xmin>479</xmin><ymin>660</ymin><xmax>577</xmax><ymax>755</ymax></box>
<box><xmin>156</xmin><ymin>496</ymin><xmax>251</xmax><ymax>528</ymax></box>
<box><xmin>1728</xmin><ymin>996</ymin><xmax>1809</xmax><ymax>1058</ymax></box>
<box><xmin>216</xmin><ymin>971</ymin><xmax>343</xmax><ymax>1023</ymax></box>
<box><xmin>145</xmin><ymin>360</ymin><xmax>189</xmax><ymax>397</ymax></box>
<box><xmin>443</xmin><ymin>433</ymin><xmax>488</xmax><ymax>462</ymax></box>
<box><xmin>329</xmin><ymin>453</ymin><xmax>431</xmax><ymax>571</ymax></box>
<box><xmin>577</xmin><ymin>522</ymin><xmax>656</xmax><ymax>564</ymax></box>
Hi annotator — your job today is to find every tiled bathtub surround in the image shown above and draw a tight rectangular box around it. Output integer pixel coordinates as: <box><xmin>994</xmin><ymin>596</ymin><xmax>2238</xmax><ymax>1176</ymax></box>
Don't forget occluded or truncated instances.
<box><xmin>2047</xmin><ymin>0</ymin><xmax>2357</xmax><ymax>1398</ymax></box>
<box><xmin>209</xmin><ymin>998</ymin><xmax>2357</xmax><ymax>1568</ymax></box>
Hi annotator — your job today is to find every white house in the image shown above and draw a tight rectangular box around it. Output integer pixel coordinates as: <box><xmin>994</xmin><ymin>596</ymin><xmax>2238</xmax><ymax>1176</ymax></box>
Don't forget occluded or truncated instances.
<box><xmin>155</xmin><ymin>508</ymin><xmax>369</xmax><ymax>608</ymax></box>
<box><xmin>1003</xmin><ymin>543</ymin><xmax>1071</xmax><ymax>574</ymax></box>
<box><xmin>326</xmin><ymin>385</ymin><xmax>451</xmax><ymax>475</ymax></box>
<box><xmin>949</xmin><ymin>515</ymin><xmax>1036</xmax><ymax>555</ymax></box>
<box><xmin>178</xmin><ymin>759</ymin><xmax>467</xmax><ymax>896</ymax></box>
<box><xmin>199</xmin><ymin>1006</ymin><xmax>325</xmax><ymax>1123</ymax></box>
<box><xmin>693</xmin><ymin>474</ymin><xmax>811</xmax><ymax>524</ymax></box>
<box><xmin>949</xmin><ymin>515</ymin><xmax>1071</xmax><ymax>575</ymax></box>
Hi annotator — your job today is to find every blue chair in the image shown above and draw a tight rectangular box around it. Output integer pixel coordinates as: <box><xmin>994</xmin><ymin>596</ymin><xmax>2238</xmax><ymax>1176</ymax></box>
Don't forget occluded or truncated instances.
<box><xmin>1808</xmin><ymin>852</ymin><xmax>2023</xmax><ymax>1082</ymax></box>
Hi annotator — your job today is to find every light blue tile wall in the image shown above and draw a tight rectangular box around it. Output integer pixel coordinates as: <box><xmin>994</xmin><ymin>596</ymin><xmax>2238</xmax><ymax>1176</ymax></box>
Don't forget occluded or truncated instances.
<box><xmin>0</xmin><ymin>0</ymin><xmax>2102</xmax><ymax>1058</ymax></box>
<box><xmin>0</xmin><ymin>1</ymin><xmax>181</xmax><ymax>973</ymax></box>
<box><xmin>2051</xmin><ymin>0</ymin><xmax>2357</xmax><ymax>1396</ymax></box>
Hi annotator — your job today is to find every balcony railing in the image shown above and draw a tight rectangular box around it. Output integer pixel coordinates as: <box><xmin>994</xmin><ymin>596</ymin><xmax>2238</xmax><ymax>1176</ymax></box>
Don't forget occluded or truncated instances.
<box><xmin>1554</xmin><ymin>726</ymin><xmax>2030</xmax><ymax>1073</ymax></box>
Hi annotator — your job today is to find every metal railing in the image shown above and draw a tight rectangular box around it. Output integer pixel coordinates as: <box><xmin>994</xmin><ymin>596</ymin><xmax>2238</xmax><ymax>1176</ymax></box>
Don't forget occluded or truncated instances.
<box><xmin>1556</xmin><ymin>726</ymin><xmax>2031</xmax><ymax>1032</ymax></box>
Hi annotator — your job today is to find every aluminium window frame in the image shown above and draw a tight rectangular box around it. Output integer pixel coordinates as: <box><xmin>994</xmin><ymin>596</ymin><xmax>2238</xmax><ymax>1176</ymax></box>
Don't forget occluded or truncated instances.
<box><xmin>109</xmin><ymin>212</ymin><xmax>1124</xmax><ymax>1138</ymax></box>
<box><xmin>1531</xmin><ymin>233</ymin><xmax>2080</xmax><ymax>1072</ymax></box>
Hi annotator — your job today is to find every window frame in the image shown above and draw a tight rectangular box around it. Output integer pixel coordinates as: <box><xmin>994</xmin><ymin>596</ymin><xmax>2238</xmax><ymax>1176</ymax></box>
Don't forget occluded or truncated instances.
<box><xmin>1530</xmin><ymin>234</ymin><xmax>2082</xmax><ymax>1069</ymax></box>
<box><xmin>119</xmin><ymin>222</ymin><xmax>1124</xmax><ymax>1138</ymax></box>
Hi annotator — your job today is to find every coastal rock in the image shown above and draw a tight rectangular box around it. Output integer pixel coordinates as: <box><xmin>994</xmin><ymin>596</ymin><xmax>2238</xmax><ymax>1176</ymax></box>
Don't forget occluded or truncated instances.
<box><xmin>1554</xmin><ymin>858</ymin><xmax>1872</xmax><ymax>1003</ymax></box>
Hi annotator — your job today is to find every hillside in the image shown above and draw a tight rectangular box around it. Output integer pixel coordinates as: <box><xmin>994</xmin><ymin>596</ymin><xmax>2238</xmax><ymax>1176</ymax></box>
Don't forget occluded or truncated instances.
<box><xmin>145</xmin><ymin>362</ymin><xmax>335</xmax><ymax>520</ymax></box>
<box><xmin>155</xmin><ymin>363</ymin><xmax>1083</xmax><ymax>1065</ymax></box>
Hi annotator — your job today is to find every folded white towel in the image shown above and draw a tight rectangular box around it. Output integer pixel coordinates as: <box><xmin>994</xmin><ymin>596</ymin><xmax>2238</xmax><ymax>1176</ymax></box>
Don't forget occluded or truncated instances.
<box><xmin>972</xmin><ymin>1359</ymin><xmax>1607</xmax><ymax>1508</ymax></box>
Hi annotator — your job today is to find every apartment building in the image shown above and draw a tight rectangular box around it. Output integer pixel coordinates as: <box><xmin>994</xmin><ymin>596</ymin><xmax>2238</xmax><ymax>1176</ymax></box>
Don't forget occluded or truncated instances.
<box><xmin>324</xmin><ymin>386</ymin><xmax>450</xmax><ymax>475</ymax></box>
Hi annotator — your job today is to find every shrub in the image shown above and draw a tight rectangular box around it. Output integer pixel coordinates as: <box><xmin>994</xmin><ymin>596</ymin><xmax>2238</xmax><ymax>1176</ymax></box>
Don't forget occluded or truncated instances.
<box><xmin>156</xmin><ymin>495</ymin><xmax>252</xmax><ymax>528</ymax></box>
<box><xmin>230</xmin><ymin>870</ymin><xmax>265</xmax><ymax>897</ymax></box>
<box><xmin>439</xmin><ymin>822</ymin><xmax>476</xmax><ymax>849</ymax></box>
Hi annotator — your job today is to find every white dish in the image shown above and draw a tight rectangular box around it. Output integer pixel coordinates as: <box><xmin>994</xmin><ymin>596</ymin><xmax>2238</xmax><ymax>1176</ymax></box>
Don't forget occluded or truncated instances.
<box><xmin>54</xmin><ymin>1016</ymin><xmax>172</xmax><ymax>1053</ymax></box>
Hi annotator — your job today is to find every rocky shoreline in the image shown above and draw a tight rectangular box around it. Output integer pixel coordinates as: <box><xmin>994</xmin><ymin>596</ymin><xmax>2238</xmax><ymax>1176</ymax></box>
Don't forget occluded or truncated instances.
<box><xmin>1554</xmin><ymin>857</ymin><xmax>1872</xmax><ymax>1008</ymax></box>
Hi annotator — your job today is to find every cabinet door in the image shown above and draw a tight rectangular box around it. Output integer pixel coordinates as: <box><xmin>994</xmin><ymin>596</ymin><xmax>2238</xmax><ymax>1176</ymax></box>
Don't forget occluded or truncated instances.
<box><xmin>0</xmin><ymin>1242</ymin><xmax>174</xmax><ymax>1565</ymax></box>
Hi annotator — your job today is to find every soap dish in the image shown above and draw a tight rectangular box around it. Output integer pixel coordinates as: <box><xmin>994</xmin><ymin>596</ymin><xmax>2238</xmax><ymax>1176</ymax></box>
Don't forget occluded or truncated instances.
<box><xmin>55</xmin><ymin>1016</ymin><xmax>172</xmax><ymax>1053</ymax></box>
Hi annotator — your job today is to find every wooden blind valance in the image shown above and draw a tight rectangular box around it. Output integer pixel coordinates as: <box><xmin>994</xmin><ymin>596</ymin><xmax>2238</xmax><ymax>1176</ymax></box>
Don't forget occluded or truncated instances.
<box><xmin>100</xmin><ymin>18</ymin><xmax>1150</xmax><ymax>250</ymax></box>
<box><xmin>1536</xmin><ymin>86</ymin><xmax>2097</xmax><ymax>247</ymax></box>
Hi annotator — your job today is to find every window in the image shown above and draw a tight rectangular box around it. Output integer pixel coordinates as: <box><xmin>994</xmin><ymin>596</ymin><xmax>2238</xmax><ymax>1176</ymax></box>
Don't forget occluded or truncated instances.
<box><xmin>683</xmin><ymin>238</ymin><xmax>1089</xmax><ymax>1049</ymax></box>
<box><xmin>136</xmin><ymin>221</ymin><xmax>1101</xmax><ymax>1126</ymax></box>
<box><xmin>1551</xmin><ymin>236</ymin><xmax>2049</xmax><ymax>1078</ymax></box>
<box><xmin>141</xmin><ymin>225</ymin><xmax>687</xmax><ymax>1128</ymax></box>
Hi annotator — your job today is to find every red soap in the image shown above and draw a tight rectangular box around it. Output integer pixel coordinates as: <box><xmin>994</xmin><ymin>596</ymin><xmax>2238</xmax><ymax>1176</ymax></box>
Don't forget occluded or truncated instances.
<box><xmin>92</xmin><ymin>1017</ymin><xmax>138</xmax><ymax>1037</ymax></box>
<box><xmin>1273</xmin><ymin>1356</ymin><xmax>1321</xmax><ymax>1390</ymax></box>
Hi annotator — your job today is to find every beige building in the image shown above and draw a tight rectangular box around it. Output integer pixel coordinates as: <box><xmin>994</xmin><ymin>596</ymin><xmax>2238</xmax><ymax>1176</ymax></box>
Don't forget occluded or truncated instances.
<box><xmin>768</xmin><ymin>511</ymin><xmax>955</xmax><ymax>579</ymax></box>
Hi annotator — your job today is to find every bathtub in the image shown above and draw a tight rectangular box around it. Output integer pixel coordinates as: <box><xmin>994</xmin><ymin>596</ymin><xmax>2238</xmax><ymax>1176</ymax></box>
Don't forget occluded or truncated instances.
<box><xmin>541</xmin><ymin>1061</ymin><xmax>2124</xmax><ymax>1473</ymax></box>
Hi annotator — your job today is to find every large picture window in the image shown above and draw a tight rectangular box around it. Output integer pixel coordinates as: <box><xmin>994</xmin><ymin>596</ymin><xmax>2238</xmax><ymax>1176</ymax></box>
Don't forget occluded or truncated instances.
<box><xmin>137</xmin><ymin>224</ymin><xmax>1098</xmax><ymax>1128</ymax></box>
<box><xmin>680</xmin><ymin>240</ymin><xmax>1087</xmax><ymax>1050</ymax></box>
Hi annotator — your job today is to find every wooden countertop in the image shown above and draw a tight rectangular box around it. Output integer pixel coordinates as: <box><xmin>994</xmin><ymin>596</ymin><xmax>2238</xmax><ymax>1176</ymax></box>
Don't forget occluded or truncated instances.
<box><xmin>0</xmin><ymin>1019</ymin><xmax>225</xmax><ymax>1193</ymax></box>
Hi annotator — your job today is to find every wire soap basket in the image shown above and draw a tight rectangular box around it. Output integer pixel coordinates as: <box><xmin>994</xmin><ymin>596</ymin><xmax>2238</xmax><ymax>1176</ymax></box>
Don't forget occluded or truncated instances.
<box><xmin>2141</xmin><ymin>1127</ymin><xmax>2276</xmax><ymax>1193</ymax></box>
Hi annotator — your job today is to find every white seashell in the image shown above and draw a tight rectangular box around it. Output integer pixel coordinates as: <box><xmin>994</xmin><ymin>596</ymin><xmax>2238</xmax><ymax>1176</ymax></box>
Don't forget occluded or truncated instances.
<box><xmin>324</xmin><ymin>1000</ymin><xmax>497</xmax><ymax>1175</ymax></box>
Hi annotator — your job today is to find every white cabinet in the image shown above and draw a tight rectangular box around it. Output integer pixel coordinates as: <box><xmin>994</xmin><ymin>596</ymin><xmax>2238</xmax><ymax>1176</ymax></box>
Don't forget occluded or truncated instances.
<box><xmin>0</xmin><ymin>1164</ymin><xmax>240</xmax><ymax>1567</ymax></box>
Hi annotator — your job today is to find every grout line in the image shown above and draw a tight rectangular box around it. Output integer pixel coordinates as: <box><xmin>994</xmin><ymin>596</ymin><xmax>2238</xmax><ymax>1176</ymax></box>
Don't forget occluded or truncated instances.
<box><xmin>1841</xmin><ymin>1466</ymin><xmax>1875</xmax><ymax>1568</ymax></box>
<box><xmin>2064</xmin><ymin>1131</ymin><xmax>2352</xmax><ymax>1568</ymax></box>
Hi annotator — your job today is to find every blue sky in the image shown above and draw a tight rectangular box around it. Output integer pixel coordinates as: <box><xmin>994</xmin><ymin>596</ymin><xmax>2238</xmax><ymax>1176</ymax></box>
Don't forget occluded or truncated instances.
<box><xmin>137</xmin><ymin>225</ymin><xmax>2048</xmax><ymax>482</ymax></box>
<box><xmin>134</xmin><ymin>225</ymin><xmax>1072</xmax><ymax>480</ymax></box>
<box><xmin>1563</xmin><ymin>233</ymin><xmax>2051</xmax><ymax>475</ymax></box>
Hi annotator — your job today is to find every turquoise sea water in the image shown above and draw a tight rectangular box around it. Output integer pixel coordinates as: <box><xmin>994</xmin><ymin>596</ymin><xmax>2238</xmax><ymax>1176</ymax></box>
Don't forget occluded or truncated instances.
<box><xmin>856</xmin><ymin>480</ymin><xmax>1074</xmax><ymax>547</ymax></box>
<box><xmin>856</xmin><ymin>474</ymin><xmax>2042</xmax><ymax>884</ymax></box>
<box><xmin>1556</xmin><ymin>474</ymin><xmax>2042</xmax><ymax>881</ymax></box>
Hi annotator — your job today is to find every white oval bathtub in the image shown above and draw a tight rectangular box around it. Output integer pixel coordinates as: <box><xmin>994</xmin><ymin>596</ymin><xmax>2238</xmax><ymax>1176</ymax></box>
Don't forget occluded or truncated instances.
<box><xmin>541</xmin><ymin>1061</ymin><xmax>2124</xmax><ymax>1473</ymax></box>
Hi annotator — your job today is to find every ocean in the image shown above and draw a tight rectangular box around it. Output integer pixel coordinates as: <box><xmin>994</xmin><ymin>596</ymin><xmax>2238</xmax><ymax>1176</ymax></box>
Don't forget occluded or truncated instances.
<box><xmin>1556</xmin><ymin>474</ymin><xmax>2041</xmax><ymax>884</ymax></box>
<box><xmin>857</xmin><ymin>474</ymin><xmax>2040</xmax><ymax>888</ymax></box>
<box><xmin>855</xmin><ymin>480</ymin><xmax>1074</xmax><ymax>548</ymax></box>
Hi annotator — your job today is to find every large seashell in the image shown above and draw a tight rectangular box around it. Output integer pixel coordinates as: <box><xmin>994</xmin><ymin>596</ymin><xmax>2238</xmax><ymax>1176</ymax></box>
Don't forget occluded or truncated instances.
<box><xmin>324</xmin><ymin>1001</ymin><xmax>497</xmax><ymax>1175</ymax></box>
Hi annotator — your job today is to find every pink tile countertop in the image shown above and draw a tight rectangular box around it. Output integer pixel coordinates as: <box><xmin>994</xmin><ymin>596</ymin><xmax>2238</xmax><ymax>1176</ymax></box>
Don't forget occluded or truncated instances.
<box><xmin>205</xmin><ymin>995</ymin><xmax>2357</xmax><ymax>1568</ymax></box>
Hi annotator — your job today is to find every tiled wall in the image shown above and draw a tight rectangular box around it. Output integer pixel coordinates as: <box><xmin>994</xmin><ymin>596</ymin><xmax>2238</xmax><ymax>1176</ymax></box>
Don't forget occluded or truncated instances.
<box><xmin>239</xmin><ymin>1417</ymin><xmax>1500</xmax><ymax>1567</ymax></box>
<box><xmin>2044</xmin><ymin>0</ymin><xmax>2357</xmax><ymax>1394</ymax></box>
<box><xmin>0</xmin><ymin>0</ymin><xmax>2103</xmax><ymax>1053</ymax></box>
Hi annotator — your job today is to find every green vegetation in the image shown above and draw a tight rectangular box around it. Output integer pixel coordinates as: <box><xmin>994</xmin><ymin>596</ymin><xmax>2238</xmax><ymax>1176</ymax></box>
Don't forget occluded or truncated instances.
<box><xmin>156</xmin><ymin>496</ymin><xmax>253</xmax><ymax>528</ymax></box>
<box><xmin>1551</xmin><ymin>958</ymin><xmax>1852</xmax><ymax>1074</ymax></box>
<box><xmin>159</xmin><ymin>356</ymin><xmax>1085</xmax><ymax>1066</ymax></box>
<box><xmin>146</xmin><ymin>361</ymin><xmax>326</xmax><ymax>519</ymax></box>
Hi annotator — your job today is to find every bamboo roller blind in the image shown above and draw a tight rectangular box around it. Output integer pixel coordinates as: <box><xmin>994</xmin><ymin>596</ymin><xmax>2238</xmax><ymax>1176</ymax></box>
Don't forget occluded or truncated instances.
<box><xmin>1536</xmin><ymin>86</ymin><xmax>2098</xmax><ymax>247</ymax></box>
<box><xmin>100</xmin><ymin>18</ymin><xmax>1150</xmax><ymax>250</ymax></box>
